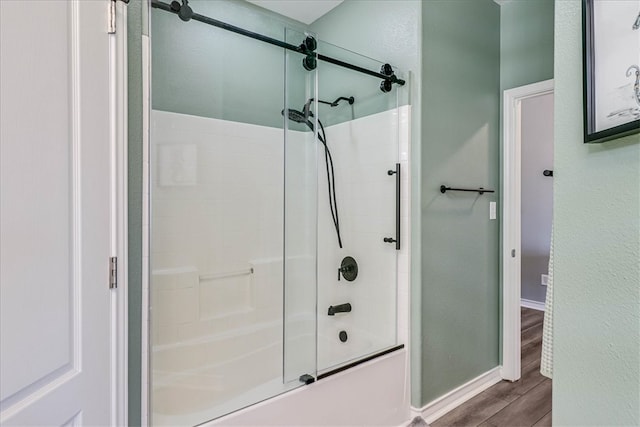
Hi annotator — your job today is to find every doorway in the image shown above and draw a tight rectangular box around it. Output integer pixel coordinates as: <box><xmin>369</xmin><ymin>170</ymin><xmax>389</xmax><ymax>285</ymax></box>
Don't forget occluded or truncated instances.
<box><xmin>502</xmin><ymin>80</ymin><xmax>554</xmax><ymax>381</ymax></box>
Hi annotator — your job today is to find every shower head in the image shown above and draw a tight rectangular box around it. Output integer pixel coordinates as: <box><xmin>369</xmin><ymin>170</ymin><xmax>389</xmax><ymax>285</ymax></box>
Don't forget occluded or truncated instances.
<box><xmin>281</xmin><ymin>108</ymin><xmax>314</xmax><ymax>131</ymax></box>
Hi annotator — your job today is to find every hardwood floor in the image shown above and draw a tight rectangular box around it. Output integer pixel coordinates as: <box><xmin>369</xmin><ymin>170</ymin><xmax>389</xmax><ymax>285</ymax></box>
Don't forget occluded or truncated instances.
<box><xmin>431</xmin><ymin>307</ymin><xmax>551</xmax><ymax>427</ymax></box>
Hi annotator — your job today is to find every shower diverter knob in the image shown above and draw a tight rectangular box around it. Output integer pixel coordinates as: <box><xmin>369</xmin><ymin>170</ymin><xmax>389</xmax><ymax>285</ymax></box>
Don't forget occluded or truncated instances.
<box><xmin>338</xmin><ymin>256</ymin><xmax>358</xmax><ymax>282</ymax></box>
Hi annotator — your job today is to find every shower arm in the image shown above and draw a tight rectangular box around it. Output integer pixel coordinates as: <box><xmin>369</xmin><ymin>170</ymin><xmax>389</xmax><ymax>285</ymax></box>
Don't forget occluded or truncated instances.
<box><xmin>305</xmin><ymin>97</ymin><xmax>355</xmax><ymax>113</ymax></box>
<box><xmin>322</xmin><ymin>96</ymin><xmax>355</xmax><ymax>107</ymax></box>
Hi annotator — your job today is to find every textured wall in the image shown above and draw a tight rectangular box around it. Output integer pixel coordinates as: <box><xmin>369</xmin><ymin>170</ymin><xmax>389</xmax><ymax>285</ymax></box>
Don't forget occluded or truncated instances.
<box><xmin>309</xmin><ymin>0</ymin><xmax>420</xmax><ymax>109</ymax></box>
<box><xmin>500</xmin><ymin>0</ymin><xmax>554</xmax><ymax>92</ymax></box>
<box><xmin>420</xmin><ymin>0</ymin><xmax>501</xmax><ymax>406</ymax></box>
<box><xmin>151</xmin><ymin>0</ymin><xmax>308</xmax><ymax>128</ymax></box>
<box><xmin>553</xmin><ymin>1</ymin><xmax>640</xmax><ymax>425</ymax></box>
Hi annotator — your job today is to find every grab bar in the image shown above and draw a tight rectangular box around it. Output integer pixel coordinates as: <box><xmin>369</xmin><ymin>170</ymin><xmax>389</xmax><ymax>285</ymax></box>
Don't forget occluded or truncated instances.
<box><xmin>199</xmin><ymin>267</ymin><xmax>254</xmax><ymax>281</ymax></box>
<box><xmin>440</xmin><ymin>185</ymin><xmax>495</xmax><ymax>195</ymax></box>
<box><xmin>383</xmin><ymin>163</ymin><xmax>401</xmax><ymax>250</ymax></box>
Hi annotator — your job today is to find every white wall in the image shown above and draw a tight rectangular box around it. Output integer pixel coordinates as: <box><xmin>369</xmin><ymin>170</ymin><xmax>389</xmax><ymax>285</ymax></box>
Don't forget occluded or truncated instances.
<box><xmin>150</xmin><ymin>111</ymin><xmax>286</xmax><ymax>346</ymax></box>
<box><xmin>149</xmin><ymin>107</ymin><xmax>411</xmax><ymax>426</ymax></box>
<box><xmin>316</xmin><ymin>108</ymin><xmax>406</xmax><ymax>371</ymax></box>
<box><xmin>520</xmin><ymin>93</ymin><xmax>554</xmax><ymax>303</ymax></box>
<box><xmin>150</xmin><ymin>111</ymin><xmax>301</xmax><ymax>425</ymax></box>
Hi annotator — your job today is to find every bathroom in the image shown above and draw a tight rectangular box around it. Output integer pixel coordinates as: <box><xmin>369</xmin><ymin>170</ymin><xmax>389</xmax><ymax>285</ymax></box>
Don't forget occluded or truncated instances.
<box><xmin>0</xmin><ymin>0</ymin><xmax>640</xmax><ymax>427</ymax></box>
<box><xmin>2</xmin><ymin>0</ymin><xmax>638</xmax><ymax>426</ymax></box>
<box><xmin>130</xmin><ymin>0</ymin><xmax>518</xmax><ymax>424</ymax></box>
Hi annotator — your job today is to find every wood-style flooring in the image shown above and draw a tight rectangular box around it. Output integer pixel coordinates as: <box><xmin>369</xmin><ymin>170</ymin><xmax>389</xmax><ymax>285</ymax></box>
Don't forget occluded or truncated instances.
<box><xmin>431</xmin><ymin>307</ymin><xmax>551</xmax><ymax>427</ymax></box>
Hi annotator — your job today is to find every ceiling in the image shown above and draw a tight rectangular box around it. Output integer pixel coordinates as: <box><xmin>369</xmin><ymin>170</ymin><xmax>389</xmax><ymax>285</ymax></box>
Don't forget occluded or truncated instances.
<box><xmin>246</xmin><ymin>0</ymin><xmax>345</xmax><ymax>25</ymax></box>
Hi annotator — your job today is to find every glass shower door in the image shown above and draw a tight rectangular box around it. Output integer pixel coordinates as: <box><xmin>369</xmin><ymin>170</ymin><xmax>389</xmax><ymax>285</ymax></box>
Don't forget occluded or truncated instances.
<box><xmin>148</xmin><ymin>4</ymin><xmax>317</xmax><ymax>425</ymax></box>
<box><xmin>282</xmin><ymin>27</ymin><xmax>318</xmax><ymax>385</ymax></box>
<box><xmin>313</xmin><ymin>40</ymin><xmax>401</xmax><ymax>374</ymax></box>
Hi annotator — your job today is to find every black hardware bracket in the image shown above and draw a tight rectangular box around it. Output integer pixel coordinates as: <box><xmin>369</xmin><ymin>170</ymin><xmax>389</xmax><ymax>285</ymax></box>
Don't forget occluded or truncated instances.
<box><xmin>440</xmin><ymin>185</ymin><xmax>495</xmax><ymax>195</ymax></box>
<box><xmin>543</xmin><ymin>169</ymin><xmax>553</xmax><ymax>177</ymax></box>
<box><xmin>299</xmin><ymin>374</ymin><xmax>315</xmax><ymax>385</ymax></box>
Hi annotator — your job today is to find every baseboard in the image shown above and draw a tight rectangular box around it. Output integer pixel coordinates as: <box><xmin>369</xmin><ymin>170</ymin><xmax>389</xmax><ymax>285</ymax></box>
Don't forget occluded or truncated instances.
<box><xmin>411</xmin><ymin>366</ymin><xmax>502</xmax><ymax>424</ymax></box>
<box><xmin>521</xmin><ymin>298</ymin><xmax>545</xmax><ymax>311</ymax></box>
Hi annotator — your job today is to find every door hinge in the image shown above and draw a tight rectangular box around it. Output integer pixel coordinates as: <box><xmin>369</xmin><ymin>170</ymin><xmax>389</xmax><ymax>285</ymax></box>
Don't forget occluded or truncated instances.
<box><xmin>108</xmin><ymin>0</ymin><xmax>130</xmax><ymax>34</ymax></box>
<box><xmin>110</xmin><ymin>256</ymin><xmax>118</xmax><ymax>289</ymax></box>
<box><xmin>108</xmin><ymin>0</ymin><xmax>116</xmax><ymax>34</ymax></box>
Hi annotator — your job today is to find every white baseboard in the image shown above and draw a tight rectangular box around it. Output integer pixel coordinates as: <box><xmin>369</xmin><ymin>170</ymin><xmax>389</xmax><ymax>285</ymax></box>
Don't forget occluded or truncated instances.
<box><xmin>521</xmin><ymin>298</ymin><xmax>545</xmax><ymax>311</ymax></box>
<box><xmin>411</xmin><ymin>366</ymin><xmax>502</xmax><ymax>424</ymax></box>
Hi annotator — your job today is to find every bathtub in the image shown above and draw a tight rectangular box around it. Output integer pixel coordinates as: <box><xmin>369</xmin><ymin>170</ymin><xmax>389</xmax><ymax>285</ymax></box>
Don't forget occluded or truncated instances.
<box><xmin>208</xmin><ymin>347</ymin><xmax>410</xmax><ymax>426</ymax></box>
<box><xmin>151</xmin><ymin>313</ymin><xmax>408</xmax><ymax>426</ymax></box>
<box><xmin>151</xmin><ymin>317</ymin><xmax>287</xmax><ymax>426</ymax></box>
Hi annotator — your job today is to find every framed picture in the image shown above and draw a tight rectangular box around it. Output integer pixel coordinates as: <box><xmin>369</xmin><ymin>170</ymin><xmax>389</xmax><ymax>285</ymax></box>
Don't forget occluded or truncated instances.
<box><xmin>583</xmin><ymin>0</ymin><xmax>640</xmax><ymax>143</ymax></box>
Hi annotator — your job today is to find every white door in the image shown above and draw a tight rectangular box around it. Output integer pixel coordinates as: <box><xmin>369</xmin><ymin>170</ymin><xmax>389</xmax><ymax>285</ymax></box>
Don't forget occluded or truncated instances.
<box><xmin>1</xmin><ymin>0</ymin><xmax>114</xmax><ymax>425</ymax></box>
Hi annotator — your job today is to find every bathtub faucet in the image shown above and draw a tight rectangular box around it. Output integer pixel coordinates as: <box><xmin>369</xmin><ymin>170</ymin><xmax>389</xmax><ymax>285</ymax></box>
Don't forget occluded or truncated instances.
<box><xmin>328</xmin><ymin>303</ymin><xmax>352</xmax><ymax>316</ymax></box>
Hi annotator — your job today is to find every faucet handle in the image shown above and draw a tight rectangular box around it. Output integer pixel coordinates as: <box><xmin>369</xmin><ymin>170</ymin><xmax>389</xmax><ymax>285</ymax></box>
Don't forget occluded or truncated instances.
<box><xmin>338</xmin><ymin>256</ymin><xmax>358</xmax><ymax>282</ymax></box>
<box><xmin>337</xmin><ymin>264</ymin><xmax>352</xmax><ymax>281</ymax></box>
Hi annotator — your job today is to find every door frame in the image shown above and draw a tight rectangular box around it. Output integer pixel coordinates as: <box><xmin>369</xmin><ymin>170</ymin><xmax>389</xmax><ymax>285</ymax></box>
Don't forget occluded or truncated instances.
<box><xmin>501</xmin><ymin>79</ymin><xmax>553</xmax><ymax>382</ymax></box>
<box><xmin>112</xmin><ymin>0</ymin><xmax>129</xmax><ymax>424</ymax></box>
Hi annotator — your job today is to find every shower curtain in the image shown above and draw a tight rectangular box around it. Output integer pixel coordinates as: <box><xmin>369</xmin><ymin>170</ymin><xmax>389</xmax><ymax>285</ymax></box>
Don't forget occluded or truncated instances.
<box><xmin>540</xmin><ymin>223</ymin><xmax>554</xmax><ymax>378</ymax></box>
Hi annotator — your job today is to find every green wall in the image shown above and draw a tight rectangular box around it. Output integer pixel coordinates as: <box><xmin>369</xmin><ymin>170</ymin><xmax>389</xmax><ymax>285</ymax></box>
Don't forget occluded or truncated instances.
<box><xmin>310</xmin><ymin>0</ymin><xmax>420</xmax><ymax>109</ymax></box>
<box><xmin>553</xmin><ymin>1</ymin><xmax>640</xmax><ymax>425</ymax></box>
<box><xmin>500</xmin><ymin>0</ymin><xmax>554</xmax><ymax>92</ymax></box>
<box><xmin>420</xmin><ymin>0</ymin><xmax>501</xmax><ymax>405</ymax></box>
<box><xmin>151</xmin><ymin>0</ymin><xmax>308</xmax><ymax>128</ymax></box>
<box><xmin>309</xmin><ymin>1</ymin><xmax>420</xmax><ymax>125</ymax></box>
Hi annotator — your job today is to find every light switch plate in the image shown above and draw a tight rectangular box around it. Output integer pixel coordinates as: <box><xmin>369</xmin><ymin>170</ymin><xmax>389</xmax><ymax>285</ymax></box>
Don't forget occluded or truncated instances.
<box><xmin>541</xmin><ymin>274</ymin><xmax>549</xmax><ymax>286</ymax></box>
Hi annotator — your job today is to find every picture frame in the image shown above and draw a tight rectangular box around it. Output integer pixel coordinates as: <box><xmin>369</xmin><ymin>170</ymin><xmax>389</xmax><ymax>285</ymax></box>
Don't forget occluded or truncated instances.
<box><xmin>583</xmin><ymin>0</ymin><xmax>640</xmax><ymax>143</ymax></box>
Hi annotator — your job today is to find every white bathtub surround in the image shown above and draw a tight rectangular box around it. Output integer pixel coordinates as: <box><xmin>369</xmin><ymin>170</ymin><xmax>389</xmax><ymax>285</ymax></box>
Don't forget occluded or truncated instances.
<box><xmin>148</xmin><ymin>106</ymin><xmax>411</xmax><ymax>425</ymax></box>
<box><xmin>316</xmin><ymin>107</ymin><xmax>406</xmax><ymax>372</ymax></box>
<box><xmin>150</xmin><ymin>112</ymin><xmax>293</xmax><ymax>425</ymax></box>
